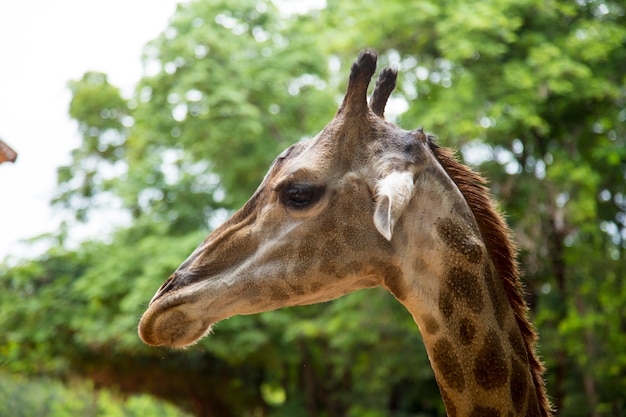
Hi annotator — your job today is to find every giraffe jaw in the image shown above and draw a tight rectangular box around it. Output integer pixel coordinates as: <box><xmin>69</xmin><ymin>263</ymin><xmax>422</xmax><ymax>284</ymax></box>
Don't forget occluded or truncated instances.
<box><xmin>138</xmin><ymin>265</ymin><xmax>383</xmax><ymax>347</ymax></box>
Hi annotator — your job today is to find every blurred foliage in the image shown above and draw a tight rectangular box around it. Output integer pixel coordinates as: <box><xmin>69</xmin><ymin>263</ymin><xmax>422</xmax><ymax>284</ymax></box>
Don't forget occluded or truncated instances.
<box><xmin>2</xmin><ymin>0</ymin><xmax>626</xmax><ymax>416</ymax></box>
<box><xmin>0</xmin><ymin>373</ymin><xmax>192</xmax><ymax>417</ymax></box>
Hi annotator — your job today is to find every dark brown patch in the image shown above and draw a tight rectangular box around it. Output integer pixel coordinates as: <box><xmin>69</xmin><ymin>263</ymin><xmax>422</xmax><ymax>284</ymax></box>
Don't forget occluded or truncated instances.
<box><xmin>286</xmin><ymin>281</ymin><xmax>306</xmax><ymax>296</ymax></box>
<box><xmin>510</xmin><ymin>358</ymin><xmax>529</xmax><ymax>413</ymax></box>
<box><xmin>272</xmin><ymin>266</ymin><xmax>307</xmax><ymax>296</ymax></box>
<box><xmin>341</xmin><ymin>260</ymin><xmax>366</xmax><ymax>277</ymax></box>
<box><xmin>469</xmin><ymin>406</ymin><xmax>500</xmax><ymax>417</ymax></box>
<box><xmin>526</xmin><ymin>392</ymin><xmax>543</xmax><ymax>417</ymax></box>
<box><xmin>484</xmin><ymin>263</ymin><xmax>508</xmax><ymax>329</ymax></box>
<box><xmin>508</xmin><ymin>328</ymin><xmax>529</xmax><ymax>362</ymax></box>
<box><xmin>270</xmin><ymin>286</ymin><xmax>290</xmax><ymax>302</ymax></box>
<box><xmin>318</xmin><ymin>208</ymin><xmax>340</xmax><ymax>235</ymax></box>
<box><xmin>239</xmin><ymin>278</ymin><xmax>262</xmax><ymax>300</ymax></box>
<box><xmin>294</xmin><ymin>240</ymin><xmax>322</xmax><ymax>271</ymax></box>
<box><xmin>474</xmin><ymin>329</ymin><xmax>509</xmax><ymax>390</ymax></box>
<box><xmin>445</xmin><ymin>266</ymin><xmax>484</xmax><ymax>314</ymax></box>
<box><xmin>437</xmin><ymin>218</ymin><xmax>484</xmax><ymax>264</ymax></box>
<box><xmin>319</xmin><ymin>260</ymin><xmax>339</xmax><ymax>278</ymax></box>
<box><xmin>309</xmin><ymin>281</ymin><xmax>324</xmax><ymax>293</ymax></box>
<box><xmin>432</xmin><ymin>338</ymin><xmax>465</xmax><ymax>392</ymax></box>
<box><xmin>438</xmin><ymin>288</ymin><xmax>454</xmax><ymax>319</ymax></box>
<box><xmin>440</xmin><ymin>387</ymin><xmax>457</xmax><ymax>417</ymax></box>
<box><xmin>412</xmin><ymin>255</ymin><xmax>427</xmax><ymax>274</ymax></box>
<box><xmin>319</xmin><ymin>257</ymin><xmax>363</xmax><ymax>279</ymax></box>
<box><xmin>422</xmin><ymin>314</ymin><xmax>440</xmax><ymax>335</ymax></box>
<box><xmin>381</xmin><ymin>263</ymin><xmax>407</xmax><ymax>300</ymax></box>
<box><xmin>453</xmin><ymin>201</ymin><xmax>477</xmax><ymax>226</ymax></box>
<box><xmin>459</xmin><ymin>317</ymin><xmax>476</xmax><ymax>345</ymax></box>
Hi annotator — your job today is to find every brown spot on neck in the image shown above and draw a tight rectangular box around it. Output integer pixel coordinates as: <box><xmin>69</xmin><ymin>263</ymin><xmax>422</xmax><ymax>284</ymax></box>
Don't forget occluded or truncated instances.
<box><xmin>437</xmin><ymin>218</ymin><xmax>484</xmax><ymax>264</ymax></box>
<box><xmin>380</xmin><ymin>262</ymin><xmax>408</xmax><ymax>300</ymax></box>
<box><xmin>484</xmin><ymin>262</ymin><xmax>509</xmax><ymax>330</ymax></box>
<box><xmin>474</xmin><ymin>329</ymin><xmax>509</xmax><ymax>390</ymax></box>
<box><xmin>421</xmin><ymin>314</ymin><xmax>440</xmax><ymax>335</ymax></box>
<box><xmin>444</xmin><ymin>266</ymin><xmax>484</xmax><ymax>315</ymax></box>
<box><xmin>459</xmin><ymin>317</ymin><xmax>476</xmax><ymax>345</ymax></box>
<box><xmin>469</xmin><ymin>406</ymin><xmax>501</xmax><ymax>417</ymax></box>
<box><xmin>508</xmin><ymin>327</ymin><xmax>529</xmax><ymax>362</ymax></box>
<box><xmin>510</xmin><ymin>358</ymin><xmax>529</xmax><ymax>413</ymax></box>
<box><xmin>432</xmin><ymin>338</ymin><xmax>465</xmax><ymax>392</ymax></box>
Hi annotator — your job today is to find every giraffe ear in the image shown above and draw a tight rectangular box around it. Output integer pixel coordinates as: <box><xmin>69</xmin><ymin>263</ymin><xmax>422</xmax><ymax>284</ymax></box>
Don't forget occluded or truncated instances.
<box><xmin>373</xmin><ymin>171</ymin><xmax>415</xmax><ymax>240</ymax></box>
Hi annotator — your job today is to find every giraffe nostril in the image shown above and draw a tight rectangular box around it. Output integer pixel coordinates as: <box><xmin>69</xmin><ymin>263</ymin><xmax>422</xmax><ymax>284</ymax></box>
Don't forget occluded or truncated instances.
<box><xmin>150</xmin><ymin>267</ymin><xmax>209</xmax><ymax>305</ymax></box>
<box><xmin>159</xmin><ymin>275</ymin><xmax>175</xmax><ymax>290</ymax></box>
<box><xmin>150</xmin><ymin>274</ymin><xmax>178</xmax><ymax>304</ymax></box>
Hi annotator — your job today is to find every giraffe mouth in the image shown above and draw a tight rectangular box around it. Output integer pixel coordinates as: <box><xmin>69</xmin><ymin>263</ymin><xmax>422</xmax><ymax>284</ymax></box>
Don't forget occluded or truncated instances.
<box><xmin>139</xmin><ymin>269</ymin><xmax>252</xmax><ymax>347</ymax></box>
<box><xmin>138</xmin><ymin>292</ymin><xmax>217</xmax><ymax>347</ymax></box>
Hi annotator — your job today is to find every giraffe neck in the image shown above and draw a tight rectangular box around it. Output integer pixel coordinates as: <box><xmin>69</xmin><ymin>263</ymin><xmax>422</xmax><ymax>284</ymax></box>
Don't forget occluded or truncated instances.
<box><xmin>410</xmin><ymin>261</ymin><xmax>541</xmax><ymax>416</ymax></box>
<box><xmin>388</xmin><ymin>166</ymin><xmax>543</xmax><ymax>416</ymax></box>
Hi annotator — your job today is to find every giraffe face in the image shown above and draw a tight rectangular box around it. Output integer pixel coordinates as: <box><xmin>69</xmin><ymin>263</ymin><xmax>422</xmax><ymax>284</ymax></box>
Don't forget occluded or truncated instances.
<box><xmin>138</xmin><ymin>117</ymin><xmax>430</xmax><ymax>347</ymax></box>
<box><xmin>137</xmin><ymin>50</ymin><xmax>436</xmax><ymax>348</ymax></box>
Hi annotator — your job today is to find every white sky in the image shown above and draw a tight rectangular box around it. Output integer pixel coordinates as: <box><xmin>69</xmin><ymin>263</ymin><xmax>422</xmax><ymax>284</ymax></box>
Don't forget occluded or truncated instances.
<box><xmin>0</xmin><ymin>0</ymin><xmax>181</xmax><ymax>261</ymax></box>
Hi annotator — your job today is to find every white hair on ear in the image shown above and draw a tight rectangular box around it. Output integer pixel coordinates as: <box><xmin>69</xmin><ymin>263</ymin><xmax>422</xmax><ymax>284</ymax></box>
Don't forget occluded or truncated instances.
<box><xmin>376</xmin><ymin>171</ymin><xmax>415</xmax><ymax>202</ymax></box>
<box><xmin>374</xmin><ymin>171</ymin><xmax>415</xmax><ymax>240</ymax></box>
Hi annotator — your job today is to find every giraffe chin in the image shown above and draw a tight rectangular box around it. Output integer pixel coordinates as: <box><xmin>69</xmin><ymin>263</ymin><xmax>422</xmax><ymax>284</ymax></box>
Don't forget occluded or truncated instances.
<box><xmin>138</xmin><ymin>305</ymin><xmax>215</xmax><ymax>348</ymax></box>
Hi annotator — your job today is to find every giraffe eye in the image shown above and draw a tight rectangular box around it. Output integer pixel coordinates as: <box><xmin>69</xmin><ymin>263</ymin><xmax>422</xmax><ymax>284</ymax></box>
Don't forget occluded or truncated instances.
<box><xmin>278</xmin><ymin>183</ymin><xmax>325</xmax><ymax>209</ymax></box>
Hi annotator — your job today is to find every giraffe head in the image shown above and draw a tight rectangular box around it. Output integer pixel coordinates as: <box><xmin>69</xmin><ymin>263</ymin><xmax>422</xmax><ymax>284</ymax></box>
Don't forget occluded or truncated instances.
<box><xmin>138</xmin><ymin>49</ymin><xmax>438</xmax><ymax>347</ymax></box>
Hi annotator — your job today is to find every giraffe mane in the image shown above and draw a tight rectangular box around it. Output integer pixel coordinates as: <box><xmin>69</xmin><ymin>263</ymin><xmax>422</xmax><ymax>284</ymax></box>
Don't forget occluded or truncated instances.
<box><xmin>428</xmin><ymin>138</ymin><xmax>552</xmax><ymax>417</ymax></box>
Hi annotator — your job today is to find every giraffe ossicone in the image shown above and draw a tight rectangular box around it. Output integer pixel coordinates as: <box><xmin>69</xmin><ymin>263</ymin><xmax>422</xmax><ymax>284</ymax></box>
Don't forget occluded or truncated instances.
<box><xmin>139</xmin><ymin>49</ymin><xmax>552</xmax><ymax>417</ymax></box>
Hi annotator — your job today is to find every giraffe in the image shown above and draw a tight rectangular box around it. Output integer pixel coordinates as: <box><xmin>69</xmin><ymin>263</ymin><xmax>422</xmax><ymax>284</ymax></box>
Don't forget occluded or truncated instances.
<box><xmin>139</xmin><ymin>49</ymin><xmax>552</xmax><ymax>417</ymax></box>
